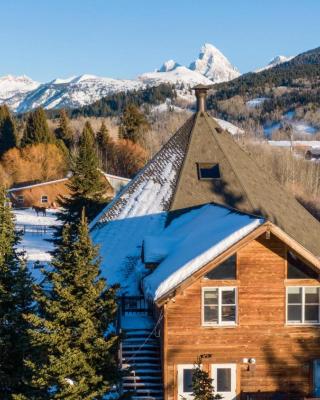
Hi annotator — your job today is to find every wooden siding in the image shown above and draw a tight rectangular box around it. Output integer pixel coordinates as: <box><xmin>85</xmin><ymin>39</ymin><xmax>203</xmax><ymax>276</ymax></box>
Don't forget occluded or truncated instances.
<box><xmin>163</xmin><ymin>234</ymin><xmax>320</xmax><ymax>400</ymax></box>
<box><xmin>9</xmin><ymin>178</ymin><xmax>114</xmax><ymax>208</ymax></box>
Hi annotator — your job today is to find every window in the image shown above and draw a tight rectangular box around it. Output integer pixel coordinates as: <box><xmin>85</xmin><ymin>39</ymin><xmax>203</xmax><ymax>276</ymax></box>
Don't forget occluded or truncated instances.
<box><xmin>17</xmin><ymin>195</ymin><xmax>24</xmax><ymax>204</ymax></box>
<box><xmin>178</xmin><ymin>365</ymin><xmax>195</xmax><ymax>400</ymax></box>
<box><xmin>211</xmin><ymin>364</ymin><xmax>237</xmax><ymax>400</ymax></box>
<box><xmin>41</xmin><ymin>195</ymin><xmax>48</xmax><ymax>203</ymax></box>
<box><xmin>287</xmin><ymin>286</ymin><xmax>320</xmax><ymax>325</ymax></box>
<box><xmin>197</xmin><ymin>163</ymin><xmax>221</xmax><ymax>180</ymax></box>
<box><xmin>205</xmin><ymin>255</ymin><xmax>237</xmax><ymax>280</ymax></box>
<box><xmin>287</xmin><ymin>251</ymin><xmax>319</xmax><ymax>279</ymax></box>
<box><xmin>202</xmin><ymin>287</ymin><xmax>237</xmax><ymax>326</ymax></box>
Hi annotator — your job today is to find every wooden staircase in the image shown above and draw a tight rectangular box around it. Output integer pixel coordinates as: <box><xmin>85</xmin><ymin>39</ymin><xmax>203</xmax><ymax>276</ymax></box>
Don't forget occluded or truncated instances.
<box><xmin>119</xmin><ymin>296</ymin><xmax>163</xmax><ymax>400</ymax></box>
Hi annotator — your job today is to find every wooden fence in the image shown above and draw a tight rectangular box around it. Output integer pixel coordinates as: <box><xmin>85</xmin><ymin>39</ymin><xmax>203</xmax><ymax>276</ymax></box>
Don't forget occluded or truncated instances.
<box><xmin>15</xmin><ymin>224</ymin><xmax>55</xmax><ymax>235</ymax></box>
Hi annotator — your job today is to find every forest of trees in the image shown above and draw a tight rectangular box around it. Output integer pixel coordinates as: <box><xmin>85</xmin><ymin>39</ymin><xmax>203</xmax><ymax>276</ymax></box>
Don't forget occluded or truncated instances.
<box><xmin>206</xmin><ymin>47</ymin><xmax>320</xmax><ymax>137</ymax></box>
<box><xmin>48</xmin><ymin>83</ymin><xmax>177</xmax><ymax>119</ymax></box>
<box><xmin>0</xmin><ymin>101</ymin><xmax>152</xmax><ymax>188</ymax></box>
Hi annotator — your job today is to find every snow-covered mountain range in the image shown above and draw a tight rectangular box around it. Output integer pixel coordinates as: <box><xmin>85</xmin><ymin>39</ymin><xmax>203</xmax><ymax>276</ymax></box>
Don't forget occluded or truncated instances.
<box><xmin>0</xmin><ymin>44</ymin><xmax>292</xmax><ymax>113</ymax></box>
<box><xmin>255</xmin><ymin>55</ymin><xmax>293</xmax><ymax>72</ymax></box>
<box><xmin>0</xmin><ymin>43</ymin><xmax>241</xmax><ymax>112</ymax></box>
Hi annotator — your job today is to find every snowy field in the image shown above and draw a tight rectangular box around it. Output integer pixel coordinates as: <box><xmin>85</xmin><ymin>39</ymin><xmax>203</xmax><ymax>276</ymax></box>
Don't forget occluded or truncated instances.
<box><xmin>14</xmin><ymin>208</ymin><xmax>62</xmax><ymax>282</ymax></box>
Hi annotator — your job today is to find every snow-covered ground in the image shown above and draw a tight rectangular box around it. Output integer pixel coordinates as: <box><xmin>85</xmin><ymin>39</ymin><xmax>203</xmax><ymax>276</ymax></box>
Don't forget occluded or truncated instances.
<box><xmin>246</xmin><ymin>97</ymin><xmax>268</xmax><ymax>108</ymax></box>
<box><xmin>268</xmin><ymin>140</ymin><xmax>320</xmax><ymax>148</ymax></box>
<box><xmin>264</xmin><ymin>111</ymin><xmax>318</xmax><ymax>137</ymax></box>
<box><xmin>14</xmin><ymin>208</ymin><xmax>61</xmax><ymax>282</ymax></box>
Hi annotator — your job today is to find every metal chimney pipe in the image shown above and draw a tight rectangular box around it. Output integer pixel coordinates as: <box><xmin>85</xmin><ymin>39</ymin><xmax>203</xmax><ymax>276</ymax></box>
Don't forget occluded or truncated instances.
<box><xmin>193</xmin><ymin>85</ymin><xmax>212</xmax><ymax>113</ymax></box>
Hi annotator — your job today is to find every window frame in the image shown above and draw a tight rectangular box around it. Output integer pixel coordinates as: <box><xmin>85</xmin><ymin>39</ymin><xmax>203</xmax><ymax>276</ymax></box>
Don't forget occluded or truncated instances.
<box><xmin>202</xmin><ymin>287</ymin><xmax>237</xmax><ymax>327</ymax></box>
<box><xmin>286</xmin><ymin>286</ymin><xmax>320</xmax><ymax>326</ymax></box>
<box><xmin>177</xmin><ymin>364</ymin><xmax>196</xmax><ymax>400</ymax></box>
<box><xmin>211</xmin><ymin>363</ymin><xmax>237</xmax><ymax>398</ymax></box>
<box><xmin>41</xmin><ymin>195</ymin><xmax>48</xmax><ymax>203</ymax></box>
<box><xmin>204</xmin><ymin>254</ymin><xmax>237</xmax><ymax>280</ymax></box>
<box><xmin>17</xmin><ymin>194</ymin><xmax>24</xmax><ymax>204</ymax></box>
<box><xmin>197</xmin><ymin>162</ymin><xmax>221</xmax><ymax>180</ymax></box>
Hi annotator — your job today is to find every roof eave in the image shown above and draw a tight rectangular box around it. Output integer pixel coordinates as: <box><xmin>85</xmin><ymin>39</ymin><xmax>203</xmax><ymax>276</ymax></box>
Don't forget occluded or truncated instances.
<box><xmin>154</xmin><ymin>222</ymin><xmax>320</xmax><ymax>307</ymax></box>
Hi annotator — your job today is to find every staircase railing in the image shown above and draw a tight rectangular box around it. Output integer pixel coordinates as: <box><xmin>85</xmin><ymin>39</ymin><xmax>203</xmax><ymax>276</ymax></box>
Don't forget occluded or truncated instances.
<box><xmin>120</xmin><ymin>295</ymin><xmax>152</xmax><ymax>316</ymax></box>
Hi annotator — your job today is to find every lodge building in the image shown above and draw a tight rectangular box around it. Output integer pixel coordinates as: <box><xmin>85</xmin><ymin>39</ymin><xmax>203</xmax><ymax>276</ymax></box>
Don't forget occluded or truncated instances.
<box><xmin>91</xmin><ymin>86</ymin><xmax>320</xmax><ymax>400</ymax></box>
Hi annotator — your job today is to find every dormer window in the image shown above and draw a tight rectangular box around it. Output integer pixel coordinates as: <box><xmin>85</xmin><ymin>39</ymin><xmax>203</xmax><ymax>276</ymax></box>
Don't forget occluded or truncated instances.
<box><xmin>197</xmin><ymin>163</ymin><xmax>221</xmax><ymax>180</ymax></box>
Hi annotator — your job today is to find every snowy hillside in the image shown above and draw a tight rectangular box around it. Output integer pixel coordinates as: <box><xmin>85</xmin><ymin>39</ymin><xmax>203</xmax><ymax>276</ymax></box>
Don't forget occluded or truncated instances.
<box><xmin>189</xmin><ymin>43</ymin><xmax>240</xmax><ymax>82</ymax></box>
<box><xmin>255</xmin><ymin>55</ymin><xmax>293</xmax><ymax>72</ymax></box>
<box><xmin>0</xmin><ymin>75</ymin><xmax>40</xmax><ymax>110</ymax></box>
<box><xmin>139</xmin><ymin>66</ymin><xmax>213</xmax><ymax>87</ymax></box>
<box><xmin>0</xmin><ymin>43</ymin><xmax>242</xmax><ymax>113</ymax></box>
<box><xmin>16</xmin><ymin>74</ymin><xmax>143</xmax><ymax>113</ymax></box>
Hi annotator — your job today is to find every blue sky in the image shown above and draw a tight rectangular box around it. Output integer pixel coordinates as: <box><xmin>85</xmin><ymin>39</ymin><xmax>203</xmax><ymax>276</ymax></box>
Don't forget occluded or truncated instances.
<box><xmin>1</xmin><ymin>0</ymin><xmax>320</xmax><ymax>81</ymax></box>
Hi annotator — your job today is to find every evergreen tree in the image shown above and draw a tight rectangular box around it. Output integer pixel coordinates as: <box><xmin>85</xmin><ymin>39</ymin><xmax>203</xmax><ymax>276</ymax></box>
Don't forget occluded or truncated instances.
<box><xmin>0</xmin><ymin>186</ymin><xmax>34</xmax><ymax>398</ymax></box>
<box><xmin>118</xmin><ymin>104</ymin><xmax>150</xmax><ymax>144</ymax></box>
<box><xmin>191</xmin><ymin>357</ymin><xmax>221</xmax><ymax>400</ymax></box>
<box><xmin>59</xmin><ymin>121</ymin><xmax>109</xmax><ymax>223</ymax></box>
<box><xmin>96</xmin><ymin>121</ymin><xmax>110</xmax><ymax>170</ymax></box>
<box><xmin>0</xmin><ymin>104</ymin><xmax>17</xmax><ymax>155</ymax></box>
<box><xmin>25</xmin><ymin>212</ymin><xmax>119</xmax><ymax>399</ymax></box>
<box><xmin>55</xmin><ymin>109</ymin><xmax>74</xmax><ymax>149</ymax></box>
<box><xmin>21</xmin><ymin>108</ymin><xmax>54</xmax><ymax>147</ymax></box>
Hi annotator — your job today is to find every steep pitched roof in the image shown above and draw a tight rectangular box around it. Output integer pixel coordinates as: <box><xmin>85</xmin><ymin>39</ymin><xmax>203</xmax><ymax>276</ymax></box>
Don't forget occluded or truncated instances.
<box><xmin>92</xmin><ymin>104</ymin><xmax>320</xmax><ymax>264</ymax></box>
<box><xmin>169</xmin><ymin>112</ymin><xmax>320</xmax><ymax>257</ymax></box>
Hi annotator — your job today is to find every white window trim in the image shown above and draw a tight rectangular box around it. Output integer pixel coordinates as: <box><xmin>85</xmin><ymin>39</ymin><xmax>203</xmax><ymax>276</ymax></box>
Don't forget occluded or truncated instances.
<box><xmin>286</xmin><ymin>286</ymin><xmax>320</xmax><ymax>326</ymax></box>
<box><xmin>177</xmin><ymin>364</ymin><xmax>196</xmax><ymax>400</ymax></box>
<box><xmin>211</xmin><ymin>363</ymin><xmax>237</xmax><ymax>398</ymax></box>
<box><xmin>202</xmin><ymin>287</ymin><xmax>237</xmax><ymax>327</ymax></box>
<box><xmin>41</xmin><ymin>195</ymin><xmax>48</xmax><ymax>203</ymax></box>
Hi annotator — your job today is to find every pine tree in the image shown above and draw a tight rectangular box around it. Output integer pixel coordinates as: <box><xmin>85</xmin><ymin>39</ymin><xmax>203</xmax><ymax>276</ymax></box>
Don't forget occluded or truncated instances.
<box><xmin>0</xmin><ymin>186</ymin><xmax>35</xmax><ymax>398</ymax></box>
<box><xmin>191</xmin><ymin>357</ymin><xmax>222</xmax><ymax>400</ymax></box>
<box><xmin>0</xmin><ymin>104</ymin><xmax>17</xmax><ymax>155</ymax></box>
<box><xmin>21</xmin><ymin>108</ymin><xmax>54</xmax><ymax>147</ymax></box>
<box><xmin>59</xmin><ymin>121</ymin><xmax>109</xmax><ymax>223</ymax></box>
<box><xmin>118</xmin><ymin>104</ymin><xmax>150</xmax><ymax>144</ymax></box>
<box><xmin>25</xmin><ymin>212</ymin><xmax>119</xmax><ymax>399</ymax></box>
<box><xmin>96</xmin><ymin>121</ymin><xmax>110</xmax><ymax>170</ymax></box>
<box><xmin>55</xmin><ymin>109</ymin><xmax>74</xmax><ymax>149</ymax></box>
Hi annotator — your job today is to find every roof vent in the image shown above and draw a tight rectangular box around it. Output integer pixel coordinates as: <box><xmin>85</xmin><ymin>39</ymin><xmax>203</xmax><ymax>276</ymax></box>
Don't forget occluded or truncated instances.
<box><xmin>193</xmin><ymin>84</ymin><xmax>213</xmax><ymax>113</ymax></box>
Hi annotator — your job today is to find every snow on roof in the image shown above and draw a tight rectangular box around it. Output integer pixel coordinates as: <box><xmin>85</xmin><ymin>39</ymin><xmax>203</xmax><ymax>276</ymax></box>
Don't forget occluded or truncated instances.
<box><xmin>143</xmin><ymin>204</ymin><xmax>264</xmax><ymax>301</ymax></box>
<box><xmin>90</xmin><ymin>117</ymin><xmax>195</xmax><ymax>294</ymax></box>
<box><xmin>9</xmin><ymin>178</ymin><xmax>68</xmax><ymax>192</ymax></box>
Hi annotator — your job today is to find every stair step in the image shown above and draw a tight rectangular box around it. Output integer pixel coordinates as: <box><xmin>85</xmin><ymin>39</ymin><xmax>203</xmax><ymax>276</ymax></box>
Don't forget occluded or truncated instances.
<box><xmin>123</xmin><ymin>343</ymin><xmax>159</xmax><ymax>349</ymax></box>
<box><xmin>123</xmin><ymin>376</ymin><xmax>162</xmax><ymax>383</ymax></box>
<box><xmin>122</xmin><ymin>360</ymin><xmax>161</xmax><ymax>371</ymax></box>
<box><xmin>125</xmin><ymin>332</ymin><xmax>154</xmax><ymax>338</ymax></box>
<box><xmin>124</xmin><ymin>388</ymin><xmax>163</xmax><ymax>394</ymax></box>
<box><xmin>123</xmin><ymin>349</ymin><xmax>159</xmax><ymax>354</ymax></box>
<box><xmin>123</xmin><ymin>382</ymin><xmax>162</xmax><ymax>387</ymax></box>
<box><xmin>124</xmin><ymin>371</ymin><xmax>162</xmax><ymax>377</ymax></box>
<box><xmin>124</xmin><ymin>337</ymin><xmax>158</xmax><ymax>343</ymax></box>
<box><xmin>131</xmin><ymin>397</ymin><xmax>163</xmax><ymax>400</ymax></box>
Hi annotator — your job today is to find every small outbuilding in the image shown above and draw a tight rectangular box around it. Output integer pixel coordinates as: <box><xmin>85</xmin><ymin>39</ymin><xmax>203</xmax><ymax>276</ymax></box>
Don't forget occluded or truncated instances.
<box><xmin>8</xmin><ymin>173</ymin><xmax>130</xmax><ymax>208</ymax></box>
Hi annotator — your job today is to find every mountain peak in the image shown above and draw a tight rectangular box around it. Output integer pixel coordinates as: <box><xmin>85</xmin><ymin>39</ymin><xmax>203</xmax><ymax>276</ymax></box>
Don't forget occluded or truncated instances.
<box><xmin>255</xmin><ymin>55</ymin><xmax>293</xmax><ymax>72</ymax></box>
<box><xmin>189</xmin><ymin>43</ymin><xmax>240</xmax><ymax>83</ymax></box>
<box><xmin>157</xmin><ymin>60</ymin><xmax>181</xmax><ymax>73</ymax></box>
